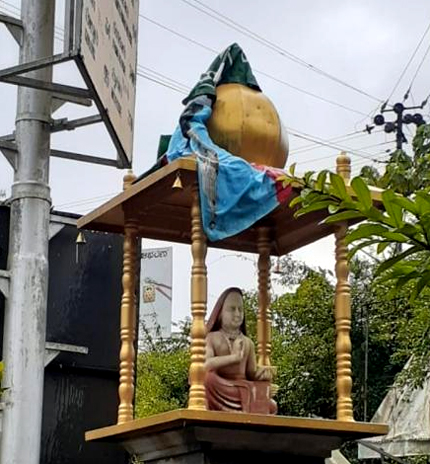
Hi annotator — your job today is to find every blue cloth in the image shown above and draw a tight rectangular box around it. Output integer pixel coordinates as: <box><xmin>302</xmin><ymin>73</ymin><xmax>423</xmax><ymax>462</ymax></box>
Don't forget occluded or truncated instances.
<box><xmin>166</xmin><ymin>102</ymin><xmax>279</xmax><ymax>242</ymax></box>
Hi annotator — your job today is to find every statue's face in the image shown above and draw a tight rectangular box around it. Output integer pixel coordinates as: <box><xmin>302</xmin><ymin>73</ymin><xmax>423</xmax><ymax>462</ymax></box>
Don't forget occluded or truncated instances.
<box><xmin>220</xmin><ymin>291</ymin><xmax>244</xmax><ymax>331</ymax></box>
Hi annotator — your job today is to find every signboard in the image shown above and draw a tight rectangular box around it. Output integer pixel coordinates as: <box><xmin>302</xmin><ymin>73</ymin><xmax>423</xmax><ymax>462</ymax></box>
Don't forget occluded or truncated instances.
<box><xmin>139</xmin><ymin>247</ymin><xmax>173</xmax><ymax>343</ymax></box>
<box><xmin>78</xmin><ymin>0</ymin><xmax>139</xmax><ymax>167</ymax></box>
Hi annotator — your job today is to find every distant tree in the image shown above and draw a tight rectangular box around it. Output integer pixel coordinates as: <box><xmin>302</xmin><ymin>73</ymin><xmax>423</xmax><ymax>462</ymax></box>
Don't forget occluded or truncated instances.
<box><xmin>134</xmin><ymin>256</ymin><xmax>427</xmax><ymax>420</ymax></box>
<box><xmin>360</xmin><ymin>124</ymin><xmax>430</xmax><ymax>196</ymax></box>
<box><xmin>134</xmin><ymin>320</ymin><xmax>190</xmax><ymax>418</ymax></box>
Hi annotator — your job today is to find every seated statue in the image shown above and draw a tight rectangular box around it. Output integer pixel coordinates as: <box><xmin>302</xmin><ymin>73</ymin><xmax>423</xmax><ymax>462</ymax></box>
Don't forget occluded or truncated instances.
<box><xmin>205</xmin><ymin>287</ymin><xmax>277</xmax><ymax>414</ymax></box>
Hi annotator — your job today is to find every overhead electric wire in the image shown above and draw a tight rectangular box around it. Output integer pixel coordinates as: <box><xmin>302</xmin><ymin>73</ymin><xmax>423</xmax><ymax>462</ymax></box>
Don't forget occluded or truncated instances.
<box><xmin>387</xmin><ymin>18</ymin><xmax>430</xmax><ymax>102</ymax></box>
<box><xmin>139</xmin><ymin>14</ymin><xmax>368</xmax><ymax>116</ymax></box>
<box><xmin>136</xmin><ymin>69</ymin><xmax>188</xmax><ymax>94</ymax></box>
<box><xmin>287</xmin><ymin>128</ymin><xmax>387</xmax><ymax>163</ymax></box>
<box><xmin>403</xmin><ymin>40</ymin><xmax>430</xmax><ymax>100</ymax></box>
<box><xmin>1</xmin><ymin>1</ymin><xmax>389</xmax><ymax>174</ymax></box>
<box><xmin>137</xmin><ymin>64</ymin><xmax>190</xmax><ymax>93</ymax></box>
<box><xmin>289</xmin><ymin>130</ymin><xmax>381</xmax><ymax>156</ymax></box>
<box><xmin>179</xmin><ymin>0</ymin><xmax>383</xmax><ymax>103</ymax></box>
<box><xmin>55</xmin><ymin>192</ymin><xmax>117</xmax><ymax>209</ymax></box>
<box><xmin>296</xmin><ymin>140</ymin><xmax>392</xmax><ymax>166</ymax></box>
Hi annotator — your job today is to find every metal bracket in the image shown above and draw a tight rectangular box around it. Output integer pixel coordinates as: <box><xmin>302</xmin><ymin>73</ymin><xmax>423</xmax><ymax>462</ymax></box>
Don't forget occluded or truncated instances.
<box><xmin>51</xmin><ymin>93</ymin><xmax>93</xmax><ymax>112</ymax></box>
<box><xmin>0</xmin><ymin>134</ymin><xmax>17</xmax><ymax>169</ymax></box>
<box><xmin>0</xmin><ymin>13</ymin><xmax>23</xmax><ymax>45</ymax></box>
<box><xmin>0</xmin><ymin>53</ymin><xmax>93</xmax><ymax>102</ymax></box>
<box><xmin>50</xmin><ymin>114</ymin><xmax>102</xmax><ymax>133</ymax></box>
<box><xmin>0</xmin><ymin>53</ymin><xmax>73</xmax><ymax>79</ymax></box>
<box><xmin>1</xmin><ymin>75</ymin><xmax>92</xmax><ymax>100</ymax></box>
<box><xmin>45</xmin><ymin>342</ymin><xmax>89</xmax><ymax>367</ymax></box>
<box><xmin>0</xmin><ymin>270</ymin><xmax>10</xmax><ymax>299</ymax></box>
<box><xmin>50</xmin><ymin>149</ymin><xmax>118</xmax><ymax>167</ymax></box>
<box><xmin>0</xmin><ymin>140</ymin><xmax>119</xmax><ymax>168</ymax></box>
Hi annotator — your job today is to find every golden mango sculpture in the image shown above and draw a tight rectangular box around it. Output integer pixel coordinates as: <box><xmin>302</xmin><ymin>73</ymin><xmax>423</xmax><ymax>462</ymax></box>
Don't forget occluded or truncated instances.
<box><xmin>207</xmin><ymin>83</ymin><xmax>289</xmax><ymax>168</ymax></box>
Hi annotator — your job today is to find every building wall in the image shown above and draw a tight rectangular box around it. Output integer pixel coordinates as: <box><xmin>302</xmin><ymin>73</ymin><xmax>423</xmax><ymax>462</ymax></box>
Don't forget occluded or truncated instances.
<box><xmin>0</xmin><ymin>206</ymin><xmax>130</xmax><ymax>464</ymax></box>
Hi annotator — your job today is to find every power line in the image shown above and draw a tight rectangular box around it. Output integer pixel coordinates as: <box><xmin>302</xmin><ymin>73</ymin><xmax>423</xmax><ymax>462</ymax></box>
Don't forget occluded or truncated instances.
<box><xmin>136</xmin><ymin>69</ymin><xmax>188</xmax><ymax>94</ymax></box>
<box><xmin>180</xmin><ymin>0</ymin><xmax>383</xmax><ymax>103</ymax></box>
<box><xmin>55</xmin><ymin>192</ymin><xmax>117</xmax><ymax>209</ymax></box>
<box><xmin>296</xmin><ymin>141</ymin><xmax>391</xmax><ymax>166</ymax></box>
<box><xmin>139</xmin><ymin>14</ymin><xmax>368</xmax><ymax>116</ymax></box>
<box><xmin>287</xmin><ymin>128</ymin><xmax>387</xmax><ymax>163</ymax></box>
<box><xmin>289</xmin><ymin>130</ymin><xmax>380</xmax><ymax>156</ymax></box>
<box><xmin>404</xmin><ymin>41</ymin><xmax>430</xmax><ymax>99</ymax></box>
<box><xmin>387</xmin><ymin>18</ymin><xmax>430</xmax><ymax>102</ymax></box>
<box><xmin>136</xmin><ymin>68</ymin><xmax>188</xmax><ymax>94</ymax></box>
<box><xmin>137</xmin><ymin>65</ymin><xmax>190</xmax><ymax>92</ymax></box>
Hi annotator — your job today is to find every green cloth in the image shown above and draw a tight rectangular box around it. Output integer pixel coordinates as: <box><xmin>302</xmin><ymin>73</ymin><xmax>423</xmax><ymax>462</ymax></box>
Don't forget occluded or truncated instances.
<box><xmin>183</xmin><ymin>43</ymin><xmax>261</xmax><ymax>105</ymax></box>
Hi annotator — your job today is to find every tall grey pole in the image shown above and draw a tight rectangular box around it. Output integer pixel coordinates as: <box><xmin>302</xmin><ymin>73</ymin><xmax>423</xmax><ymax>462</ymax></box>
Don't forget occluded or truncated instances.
<box><xmin>0</xmin><ymin>0</ymin><xmax>55</xmax><ymax>463</ymax></box>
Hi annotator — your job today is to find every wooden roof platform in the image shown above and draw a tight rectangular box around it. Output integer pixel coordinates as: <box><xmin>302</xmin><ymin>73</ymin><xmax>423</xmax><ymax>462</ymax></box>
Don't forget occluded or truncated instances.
<box><xmin>77</xmin><ymin>157</ymin><xmax>382</xmax><ymax>256</ymax></box>
<box><xmin>86</xmin><ymin>409</ymin><xmax>388</xmax><ymax>443</ymax></box>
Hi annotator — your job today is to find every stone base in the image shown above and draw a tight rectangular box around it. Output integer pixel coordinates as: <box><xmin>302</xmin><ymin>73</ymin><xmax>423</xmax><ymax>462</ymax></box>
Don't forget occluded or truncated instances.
<box><xmin>86</xmin><ymin>409</ymin><xmax>388</xmax><ymax>464</ymax></box>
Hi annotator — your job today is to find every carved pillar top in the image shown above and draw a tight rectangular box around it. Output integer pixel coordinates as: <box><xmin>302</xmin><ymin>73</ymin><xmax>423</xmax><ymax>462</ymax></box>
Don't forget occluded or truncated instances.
<box><xmin>336</xmin><ymin>152</ymin><xmax>351</xmax><ymax>180</ymax></box>
<box><xmin>123</xmin><ymin>170</ymin><xmax>137</xmax><ymax>191</ymax></box>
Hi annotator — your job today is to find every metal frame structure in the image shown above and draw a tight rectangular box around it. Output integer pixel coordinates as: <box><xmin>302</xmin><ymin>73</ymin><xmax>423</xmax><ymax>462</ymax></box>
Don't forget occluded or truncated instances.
<box><xmin>0</xmin><ymin>0</ymin><xmax>132</xmax><ymax>170</ymax></box>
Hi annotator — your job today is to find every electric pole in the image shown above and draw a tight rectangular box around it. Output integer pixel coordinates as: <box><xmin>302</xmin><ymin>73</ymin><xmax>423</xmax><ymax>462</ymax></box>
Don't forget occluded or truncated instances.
<box><xmin>372</xmin><ymin>102</ymin><xmax>426</xmax><ymax>151</ymax></box>
<box><xmin>0</xmin><ymin>1</ymin><xmax>54</xmax><ymax>463</ymax></box>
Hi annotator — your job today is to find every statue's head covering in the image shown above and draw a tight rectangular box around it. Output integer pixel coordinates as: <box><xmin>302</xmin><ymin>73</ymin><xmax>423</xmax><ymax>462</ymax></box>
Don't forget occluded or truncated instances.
<box><xmin>206</xmin><ymin>287</ymin><xmax>246</xmax><ymax>335</ymax></box>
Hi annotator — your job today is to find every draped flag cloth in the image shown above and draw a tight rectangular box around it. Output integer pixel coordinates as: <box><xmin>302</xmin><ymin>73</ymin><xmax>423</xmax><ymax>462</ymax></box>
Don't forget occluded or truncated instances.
<box><xmin>162</xmin><ymin>43</ymin><xmax>292</xmax><ymax>242</ymax></box>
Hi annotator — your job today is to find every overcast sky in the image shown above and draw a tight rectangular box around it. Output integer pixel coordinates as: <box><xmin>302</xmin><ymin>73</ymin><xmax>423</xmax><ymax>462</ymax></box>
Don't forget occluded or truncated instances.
<box><xmin>1</xmin><ymin>0</ymin><xmax>430</xmax><ymax>322</ymax></box>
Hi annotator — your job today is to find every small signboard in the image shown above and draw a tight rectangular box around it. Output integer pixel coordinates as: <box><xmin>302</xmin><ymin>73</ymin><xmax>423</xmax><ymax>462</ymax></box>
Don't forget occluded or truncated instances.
<box><xmin>76</xmin><ymin>0</ymin><xmax>139</xmax><ymax>167</ymax></box>
<box><xmin>139</xmin><ymin>247</ymin><xmax>173</xmax><ymax>343</ymax></box>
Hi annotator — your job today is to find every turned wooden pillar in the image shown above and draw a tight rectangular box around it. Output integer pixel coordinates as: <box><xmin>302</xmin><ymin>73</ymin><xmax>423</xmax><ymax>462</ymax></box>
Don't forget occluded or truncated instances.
<box><xmin>257</xmin><ymin>226</ymin><xmax>272</xmax><ymax>366</ymax></box>
<box><xmin>117</xmin><ymin>171</ymin><xmax>139</xmax><ymax>424</ymax></box>
<box><xmin>188</xmin><ymin>183</ymin><xmax>208</xmax><ymax>410</ymax></box>
<box><xmin>334</xmin><ymin>153</ymin><xmax>354</xmax><ymax>421</ymax></box>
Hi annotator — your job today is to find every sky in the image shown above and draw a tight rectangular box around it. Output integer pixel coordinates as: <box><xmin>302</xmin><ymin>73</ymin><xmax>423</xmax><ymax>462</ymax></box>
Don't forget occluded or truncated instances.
<box><xmin>1</xmin><ymin>0</ymin><xmax>430</xmax><ymax>323</ymax></box>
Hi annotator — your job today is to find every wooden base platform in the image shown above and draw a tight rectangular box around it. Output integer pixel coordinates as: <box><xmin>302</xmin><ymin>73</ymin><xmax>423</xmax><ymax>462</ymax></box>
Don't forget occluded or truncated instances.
<box><xmin>86</xmin><ymin>409</ymin><xmax>387</xmax><ymax>464</ymax></box>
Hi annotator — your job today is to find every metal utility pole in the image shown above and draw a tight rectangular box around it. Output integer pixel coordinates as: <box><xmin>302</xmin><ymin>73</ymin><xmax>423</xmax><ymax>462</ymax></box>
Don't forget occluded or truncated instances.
<box><xmin>0</xmin><ymin>0</ymin><xmax>55</xmax><ymax>463</ymax></box>
<box><xmin>372</xmin><ymin>102</ymin><xmax>426</xmax><ymax>151</ymax></box>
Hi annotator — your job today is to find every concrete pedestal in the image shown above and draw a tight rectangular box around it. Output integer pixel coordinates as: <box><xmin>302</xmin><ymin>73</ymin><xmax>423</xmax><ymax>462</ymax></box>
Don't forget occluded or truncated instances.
<box><xmin>86</xmin><ymin>409</ymin><xmax>387</xmax><ymax>464</ymax></box>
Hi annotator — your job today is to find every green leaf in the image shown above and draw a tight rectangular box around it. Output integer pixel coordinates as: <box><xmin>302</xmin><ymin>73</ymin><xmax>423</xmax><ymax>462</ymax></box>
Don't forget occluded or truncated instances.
<box><xmin>410</xmin><ymin>269</ymin><xmax>430</xmax><ymax>302</ymax></box>
<box><xmin>418</xmin><ymin>211</ymin><xmax>430</xmax><ymax>245</ymax></box>
<box><xmin>289</xmin><ymin>163</ymin><xmax>297</xmax><ymax>176</ymax></box>
<box><xmin>348</xmin><ymin>239</ymin><xmax>384</xmax><ymax>259</ymax></box>
<box><xmin>351</xmin><ymin>177</ymin><xmax>372</xmax><ymax>210</ymax></box>
<box><xmin>329</xmin><ymin>173</ymin><xmax>350</xmax><ymax>201</ymax></box>
<box><xmin>346</xmin><ymin>224</ymin><xmax>390</xmax><ymax>243</ymax></box>
<box><xmin>416</xmin><ymin>191</ymin><xmax>430</xmax><ymax>215</ymax></box>
<box><xmin>316</xmin><ymin>170</ymin><xmax>329</xmax><ymax>191</ymax></box>
<box><xmin>366</xmin><ymin>206</ymin><xmax>386</xmax><ymax>222</ymax></box>
<box><xmin>375</xmin><ymin>245</ymin><xmax>422</xmax><ymax>276</ymax></box>
<box><xmin>339</xmin><ymin>200</ymin><xmax>360</xmax><ymax>210</ymax></box>
<box><xmin>328</xmin><ymin>204</ymin><xmax>340</xmax><ymax>214</ymax></box>
<box><xmin>289</xmin><ymin>195</ymin><xmax>304</xmax><ymax>208</ymax></box>
<box><xmin>382</xmin><ymin>232</ymin><xmax>410</xmax><ymax>242</ymax></box>
<box><xmin>382</xmin><ymin>189</ymin><xmax>404</xmax><ymax>228</ymax></box>
<box><xmin>323</xmin><ymin>210</ymin><xmax>365</xmax><ymax>224</ymax></box>
<box><xmin>397</xmin><ymin>224</ymin><xmax>421</xmax><ymax>237</ymax></box>
<box><xmin>377</xmin><ymin>241</ymin><xmax>391</xmax><ymax>254</ymax></box>
<box><xmin>295</xmin><ymin>201</ymin><xmax>333</xmax><ymax>217</ymax></box>
<box><xmin>304</xmin><ymin>171</ymin><xmax>315</xmax><ymax>185</ymax></box>
<box><xmin>391</xmin><ymin>197</ymin><xmax>418</xmax><ymax>216</ymax></box>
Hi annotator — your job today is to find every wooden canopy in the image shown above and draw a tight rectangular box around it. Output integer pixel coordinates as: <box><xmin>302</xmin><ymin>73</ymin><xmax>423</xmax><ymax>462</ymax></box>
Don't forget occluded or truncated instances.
<box><xmin>77</xmin><ymin>157</ymin><xmax>381</xmax><ymax>255</ymax></box>
<box><xmin>78</xmin><ymin>152</ymin><xmax>384</xmax><ymax>427</ymax></box>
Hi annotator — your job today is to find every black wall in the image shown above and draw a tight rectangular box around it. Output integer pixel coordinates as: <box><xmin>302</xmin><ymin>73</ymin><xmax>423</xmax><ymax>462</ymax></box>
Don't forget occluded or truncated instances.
<box><xmin>0</xmin><ymin>206</ymin><xmax>129</xmax><ymax>464</ymax></box>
